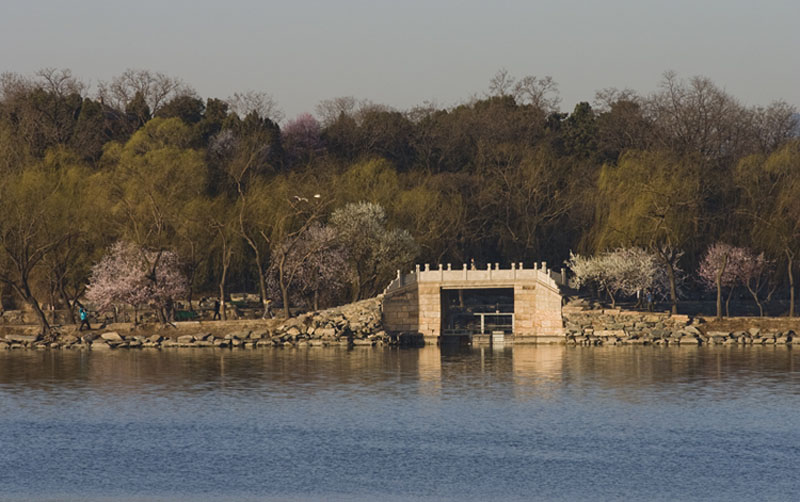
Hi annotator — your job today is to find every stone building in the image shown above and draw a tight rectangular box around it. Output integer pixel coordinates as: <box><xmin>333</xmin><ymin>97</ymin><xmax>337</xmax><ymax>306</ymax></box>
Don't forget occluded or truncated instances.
<box><xmin>382</xmin><ymin>262</ymin><xmax>565</xmax><ymax>344</ymax></box>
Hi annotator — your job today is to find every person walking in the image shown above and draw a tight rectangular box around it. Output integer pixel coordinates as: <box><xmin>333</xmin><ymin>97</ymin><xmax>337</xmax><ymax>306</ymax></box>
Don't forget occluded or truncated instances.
<box><xmin>79</xmin><ymin>306</ymin><xmax>92</xmax><ymax>331</ymax></box>
<box><xmin>212</xmin><ymin>300</ymin><xmax>221</xmax><ymax>320</ymax></box>
<box><xmin>646</xmin><ymin>291</ymin><xmax>654</xmax><ymax>312</ymax></box>
<box><xmin>262</xmin><ymin>298</ymin><xmax>274</xmax><ymax>319</ymax></box>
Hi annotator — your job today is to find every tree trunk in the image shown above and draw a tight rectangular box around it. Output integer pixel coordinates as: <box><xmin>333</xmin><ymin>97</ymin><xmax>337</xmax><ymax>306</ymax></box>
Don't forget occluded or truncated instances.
<box><xmin>351</xmin><ymin>273</ymin><xmax>361</xmax><ymax>303</ymax></box>
<box><xmin>155</xmin><ymin>306</ymin><xmax>167</xmax><ymax>325</ymax></box>
<box><xmin>28</xmin><ymin>296</ymin><xmax>51</xmax><ymax>336</ymax></box>
<box><xmin>746</xmin><ymin>283</ymin><xmax>765</xmax><ymax>317</ymax></box>
<box><xmin>725</xmin><ymin>287</ymin><xmax>734</xmax><ymax>318</ymax></box>
<box><xmin>59</xmin><ymin>286</ymin><xmax>76</xmax><ymax>324</ymax></box>
<box><xmin>666</xmin><ymin>263</ymin><xmax>678</xmax><ymax>315</ymax></box>
<box><xmin>252</xmin><ymin>250</ymin><xmax>269</xmax><ymax>319</ymax></box>
<box><xmin>313</xmin><ymin>289</ymin><xmax>319</xmax><ymax>312</ymax></box>
<box><xmin>219</xmin><ymin>263</ymin><xmax>228</xmax><ymax>321</ymax></box>
<box><xmin>186</xmin><ymin>266</ymin><xmax>196</xmax><ymax>311</ymax></box>
<box><xmin>14</xmin><ymin>278</ymin><xmax>51</xmax><ymax>335</ymax></box>
<box><xmin>715</xmin><ymin>253</ymin><xmax>728</xmax><ymax>320</ymax></box>
<box><xmin>787</xmin><ymin>253</ymin><xmax>795</xmax><ymax>317</ymax></box>
<box><xmin>279</xmin><ymin>261</ymin><xmax>291</xmax><ymax>319</ymax></box>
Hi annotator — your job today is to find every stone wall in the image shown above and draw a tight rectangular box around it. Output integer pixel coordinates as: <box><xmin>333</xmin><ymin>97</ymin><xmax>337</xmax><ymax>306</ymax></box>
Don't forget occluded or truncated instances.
<box><xmin>382</xmin><ymin>285</ymin><xmax>419</xmax><ymax>333</ymax></box>
<box><xmin>563</xmin><ymin>305</ymin><xmax>697</xmax><ymax>345</ymax></box>
<box><xmin>417</xmin><ymin>283</ymin><xmax>441</xmax><ymax>342</ymax></box>
<box><xmin>562</xmin><ymin>304</ymin><xmax>800</xmax><ymax>346</ymax></box>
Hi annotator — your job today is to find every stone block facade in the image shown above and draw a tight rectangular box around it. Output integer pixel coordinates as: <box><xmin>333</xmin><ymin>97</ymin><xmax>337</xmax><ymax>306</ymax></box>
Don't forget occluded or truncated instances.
<box><xmin>383</xmin><ymin>262</ymin><xmax>565</xmax><ymax>343</ymax></box>
<box><xmin>381</xmin><ymin>285</ymin><xmax>419</xmax><ymax>333</ymax></box>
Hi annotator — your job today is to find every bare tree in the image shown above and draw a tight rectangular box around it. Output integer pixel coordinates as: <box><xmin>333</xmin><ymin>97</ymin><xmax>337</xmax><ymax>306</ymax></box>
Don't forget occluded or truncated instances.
<box><xmin>646</xmin><ymin>71</ymin><xmax>751</xmax><ymax>163</ymax></box>
<box><xmin>487</xmin><ymin>69</ymin><xmax>561</xmax><ymax>113</ymax></box>
<box><xmin>488</xmin><ymin>68</ymin><xmax>516</xmax><ymax>97</ymax></box>
<box><xmin>97</xmin><ymin>69</ymin><xmax>195</xmax><ymax>115</ymax></box>
<box><xmin>315</xmin><ymin>96</ymin><xmax>358</xmax><ymax>126</ymax></box>
<box><xmin>227</xmin><ymin>90</ymin><xmax>283</xmax><ymax>123</ymax></box>
<box><xmin>513</xmin><ymin>75</ymin><xmax>561</xmax><ymax>113</ymax></box>
<box><xmin>749</xmin><ymin>100</ymin><xmax>799</xmax><ymax>153</ymax></box>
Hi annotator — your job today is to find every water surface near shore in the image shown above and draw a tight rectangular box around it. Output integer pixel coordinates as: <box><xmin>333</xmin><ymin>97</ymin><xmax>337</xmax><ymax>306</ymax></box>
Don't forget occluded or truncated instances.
<box><xmin>1</xmin><ymin>345</ymin><xmax>799</xmax><ymax>501</ymax></box>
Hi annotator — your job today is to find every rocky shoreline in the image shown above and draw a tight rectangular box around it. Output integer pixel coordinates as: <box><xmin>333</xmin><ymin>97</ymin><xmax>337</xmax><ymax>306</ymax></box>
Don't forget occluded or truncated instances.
<box><xmin>0</xmin><ymin>297</ymin><xmax>421</xmax><ymax>351</ymax></box>
<box><xmin>4</xmin><ymin>295</ymin><xmax>800</xmax><ymax>350</ymax></box>
<box><xmin>566</xmin><ymin>326</ymin><xmax>800</xmax><ymax>346</ymax></box>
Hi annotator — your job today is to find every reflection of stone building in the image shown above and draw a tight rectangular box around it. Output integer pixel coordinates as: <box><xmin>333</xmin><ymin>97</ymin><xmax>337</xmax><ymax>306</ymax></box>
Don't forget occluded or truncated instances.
<box><xmin>415</xmin><ymin>346</ymin><xmax>442</xmax><ymax>396</ymax></box>
<box><xmin>383</xmin><ymin>263</ymin><xmax>565</xmax><ymax>344</ymax></box>
<box><xmin>512</xmin><ymin>345</ymin><xmax>565</xmax><ymax>380</ymax></box>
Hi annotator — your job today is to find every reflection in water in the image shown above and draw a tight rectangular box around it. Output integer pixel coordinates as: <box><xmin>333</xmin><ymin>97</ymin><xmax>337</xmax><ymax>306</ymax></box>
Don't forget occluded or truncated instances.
<box><xmin>1</xmin><ymin>346</ymin><xmax>799</xmax><ymax>502</ymax></box>
<box><xmin>1</xmin><ymin>345</ymin><xmax>798</xmax><ymax>400</ymax></box>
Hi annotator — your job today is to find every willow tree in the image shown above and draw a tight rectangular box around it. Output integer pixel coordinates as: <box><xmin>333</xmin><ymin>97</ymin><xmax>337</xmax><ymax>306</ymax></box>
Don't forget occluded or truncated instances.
<box><xmin>588</xmin><ymin>150</ymin><xmax>703</xmax><ymax>314</ymax></box>
<box><xmin>735</xmin><ymin>141</ymin><xmax>800</xmax><ymax>316</ymax></box>
<box><xmin>0</xmin><ymin>160</ymin><xmax>86</xmax><ymax>334</ymax></box>
<box><xmin>393</xmin><ymin>177</ymin><xmax>468</xmax><ymax>264</ymax></box>
<box><xmin>105</xmin><ymin>117</ymin><xmax>206</xmax><ymax>248</ymax></box>
<box><xmin>102</xmin><ymin>117</ymin><xmax>207</xmax><ymax>317</ymax></box>
<box><xmin>38</xmin><ymin>151</ymin><xmax>110</xmax><ymax>322</ymax></box>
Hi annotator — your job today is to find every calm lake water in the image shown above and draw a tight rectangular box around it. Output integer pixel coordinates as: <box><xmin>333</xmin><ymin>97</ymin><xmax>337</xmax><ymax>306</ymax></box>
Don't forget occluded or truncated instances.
<box><xmin>1</xmin><ymin>345</ymin><xmax>799</xmax><ymax>502</ymax></box>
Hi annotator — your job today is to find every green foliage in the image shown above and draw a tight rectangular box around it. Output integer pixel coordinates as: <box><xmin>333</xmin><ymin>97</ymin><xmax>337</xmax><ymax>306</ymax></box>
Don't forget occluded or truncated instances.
<box><xmin>109</xmin><ymin>118</ymin><xmax>207</xmax><ymax>249</ymax></box>
<box><xmin>590</xmin><ymin>150</ymin><xmax>703</xmax><ymax>253</ymax></box>
<box><xmin>0</xmin><ymin>67</ymin><xmax>798</xmax><ymax>317</ymax></box>
<box><xmin>334</xmin><ymin>158</ymin><xmax>400</xmax><ymax>209</ymax></box>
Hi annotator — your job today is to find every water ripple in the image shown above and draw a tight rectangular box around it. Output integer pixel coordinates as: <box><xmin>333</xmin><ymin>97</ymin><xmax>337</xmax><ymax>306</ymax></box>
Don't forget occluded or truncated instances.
<box><xmin>1</xmin><ymin>345</ymin><xmax>799</xmax><ymax>501</ymax></box>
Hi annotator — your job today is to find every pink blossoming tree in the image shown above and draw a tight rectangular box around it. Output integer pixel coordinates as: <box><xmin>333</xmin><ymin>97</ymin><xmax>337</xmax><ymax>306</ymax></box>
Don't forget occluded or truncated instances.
<box><xmin>698</xmin><ymin>243</ymin><xmax>742</xmax><ymax>319</ymax></box>
<box><xmin>699</xmin><ymin>243</ymin><xmax>772</xmax><ymax>317</ymax></box>
<box><xmin>281</xmin><ymin>113</ymin><xmax>323</xmax><ymax>165</ymax></box>
<box><xmin>739</xmin><ymin>251</ymin><xmax>771</xmax><ymax>316</ymax></box>
<box><xmin>86</xmin><ymin>241</ymin><xmax>188</xmax><ymax>324</ymax></box>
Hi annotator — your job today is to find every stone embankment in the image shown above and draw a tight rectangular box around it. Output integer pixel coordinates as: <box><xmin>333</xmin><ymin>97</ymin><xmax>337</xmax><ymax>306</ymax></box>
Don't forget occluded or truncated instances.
<box><xmin>0</xmin><ymin>297</ymin><xmax>401</xmax><ymax>350</ymax></box>
<box><xmin>563</xmin><ymin>303</ymin><xmax>800</xmax><ymax>346</ymax></box>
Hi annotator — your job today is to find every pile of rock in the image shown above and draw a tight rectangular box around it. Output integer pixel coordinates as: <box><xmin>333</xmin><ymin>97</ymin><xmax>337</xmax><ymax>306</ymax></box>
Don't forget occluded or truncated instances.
<box><xmin>565</xmin><ymin>322</ymin><xmax>800</xmax><ymax>347</ymax></box>
<box><xmin>0</xmin><ymin>296</ymin><xmax>394</xmax><ymax>350</ymax></box>
<box><xmin>692</xmin><ymin>328</ymin><xmax>798</xmax><ymax>346</ymax></box>
<box><xmin>266</xmin><ymin>296</ymin><xmax>393</xmax><ymax>347</ymax></box>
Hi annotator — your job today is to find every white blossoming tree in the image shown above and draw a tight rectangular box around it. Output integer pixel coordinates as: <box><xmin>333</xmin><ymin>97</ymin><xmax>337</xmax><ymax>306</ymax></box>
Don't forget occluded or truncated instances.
<box><xmin>568</xmin><ymin>247</ymin><xmax>666</xmax><ymax>308</ymax></box>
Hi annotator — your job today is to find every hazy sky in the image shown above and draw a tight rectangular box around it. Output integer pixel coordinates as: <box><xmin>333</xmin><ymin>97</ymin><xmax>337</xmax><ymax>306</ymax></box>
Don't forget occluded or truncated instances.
<box><xmin>2</xmin><ymin>0</ymin><xmax>798</xmax><ymax>121</ymax></box>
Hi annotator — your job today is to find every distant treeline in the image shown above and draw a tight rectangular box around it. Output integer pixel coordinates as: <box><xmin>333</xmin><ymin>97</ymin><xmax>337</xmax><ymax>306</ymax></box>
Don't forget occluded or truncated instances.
<box><xmin>0</xmin><ymin>68</ymin><xmax>798</xmax><ymax>330</ymax></box>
